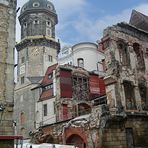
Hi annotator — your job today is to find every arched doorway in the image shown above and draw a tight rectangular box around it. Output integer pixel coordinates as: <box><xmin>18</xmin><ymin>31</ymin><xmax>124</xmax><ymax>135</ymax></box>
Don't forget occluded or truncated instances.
<box><xmin>66</xmin><ymin>134</ymin><xmax>86</xmax><ymax>148</ymax></box>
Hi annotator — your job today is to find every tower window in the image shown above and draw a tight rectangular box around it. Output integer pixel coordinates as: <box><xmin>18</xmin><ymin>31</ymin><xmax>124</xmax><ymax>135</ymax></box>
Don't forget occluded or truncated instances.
<box><xmin>21</xmin><ymin>76</ymin><xmax>24</xmax><ymax>84</ymax></box>
<box><xmin>47</xmin><ymin>29</ymin><xmax>51</xmax><ymax>36</ymax></box>
<box><xmin>33</xmin><ymin>2</ymin><xmax>40</xmax><ymax>7</ymax></box>
<box><xmin>21</xmin><ymin>57</ymin><xmax>25</xmax><ymax>63</ymax></box>
<box><xmin>46</xmin><ymin>21</ymin><xmax>51</xmax><ymax>27</ymax></box>
<box><xmin>77</xmin><ymin>58</ymin><xmax>84</xmax><ymax>68</ymax></box>
<box><xmin>33</xmin><ymin>20</ymin><xmax>39</xmax><ymax>25</ymax></box>
<box><xmin>48</xmin><ymin>55</ymin><xmax>53</xmax><ymax>62</ymax></box>
<box><xmin>47</xmin><ymin>4</ymin><xmax>52</xmax><ymax>10</ymax></box>
<box><xmin>23</xmin><ymin>22</ymin><xmax>27</xmax><ymax>28</ymax></box>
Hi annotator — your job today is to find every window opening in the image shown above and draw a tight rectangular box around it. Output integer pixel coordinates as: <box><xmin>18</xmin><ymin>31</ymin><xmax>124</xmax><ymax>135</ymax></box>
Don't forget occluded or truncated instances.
<box><xmin>21</xmin><ymin>76</ymin><xmax>24</xmax><ymax>84</ymax></box>
<box><xmin>43</xmin><ymin>104</ymin><xmax>47</xmax><ymax>116</ymax></box>
<box><xmin>77</xmin><ymin>58</ymin><xmax>84</xmax><ymax>68</ymax></box>
<box><xmin>123</xmin><ymin>81</ymin><xmax>136</xmax><ymax>110</ymax></box>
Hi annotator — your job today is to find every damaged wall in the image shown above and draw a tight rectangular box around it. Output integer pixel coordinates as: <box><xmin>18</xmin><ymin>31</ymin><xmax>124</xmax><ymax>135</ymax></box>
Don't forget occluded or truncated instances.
<box><xmin>101</xmin><ymin>21</ymin><xmax>148</xmax><ymax>147</ymax></box>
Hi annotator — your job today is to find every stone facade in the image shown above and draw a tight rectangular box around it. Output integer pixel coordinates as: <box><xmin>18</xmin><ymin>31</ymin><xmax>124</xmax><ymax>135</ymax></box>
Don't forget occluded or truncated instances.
<box><xmin>0</xmin><ymin>0</ymin><xmax>17</xmax><ymax>147</ymax></box>
<box><xmin>0</xmin><ymin>0</ymin><xmax>16</xmax><ymax>133</ymax></box>
<box><xmin>100</xmin><ymin>19</ymin><xmax>148</xmax><ymax>147</ymax></box>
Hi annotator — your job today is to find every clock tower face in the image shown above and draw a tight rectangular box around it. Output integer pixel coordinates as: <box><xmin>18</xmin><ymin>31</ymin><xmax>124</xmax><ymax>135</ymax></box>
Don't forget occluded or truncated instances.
<box><xmin>31</xmin><ymin>47</ymin><xmax>39</xmax><ymax>56</ymax></box>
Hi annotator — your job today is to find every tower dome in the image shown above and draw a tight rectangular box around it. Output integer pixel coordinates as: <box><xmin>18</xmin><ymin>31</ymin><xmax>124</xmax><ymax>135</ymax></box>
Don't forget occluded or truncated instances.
<box><xmin>20</xmin><ymin>0</ymin><xmax>56</xmax><ymax>15</ymax></box>
<box><xmin>19</xmin><ymin>0</ymin><xmax>58</xmax><ymax>39</ymax></box>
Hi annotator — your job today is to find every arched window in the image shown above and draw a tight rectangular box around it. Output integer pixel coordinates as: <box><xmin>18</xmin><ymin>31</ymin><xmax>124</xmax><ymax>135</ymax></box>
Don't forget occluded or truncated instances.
<box><xmin>77</xmin><ymin>58</ymin><xmax>84</xmax><ymax>68</ymax></box>
<box><xmin>46</xmin><ymin>21</ymin><xmax>51</xmax><ymax>27</ymax></box>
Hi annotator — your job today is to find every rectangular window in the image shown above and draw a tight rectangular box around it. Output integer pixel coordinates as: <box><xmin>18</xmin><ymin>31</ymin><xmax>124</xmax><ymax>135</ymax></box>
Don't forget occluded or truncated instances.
<box><xmin>123</xmin><ymin>81</ymin><xmax>136</xmax><ymax>110</ymax></box>
<box><xmin>43</xmin><ymin>104</ymin><xmax>47</xmax><ymax>116</ymax></box>
<box><xmin>126</xmin><ymin>128</ymin><xmax>134</xmax><ymax>148</ymax></box>
<box><xmin>48</xmin><ymin>55</ymin><xmax>53</xmax><ymax>62</ymax></box>
<box><xmin>21</xmin><ymin>57</ymin><xmax>25</xmax><ymax>63</ymax></box>
<box><xmin>21</xmin><ymin>76</ymin><xmax>24</xmax><ymax>84</ymax></box>
<box><xmin>53</xmin><ymin>102</ymin><xmax>56</xmax><ymax>114</ymax></box>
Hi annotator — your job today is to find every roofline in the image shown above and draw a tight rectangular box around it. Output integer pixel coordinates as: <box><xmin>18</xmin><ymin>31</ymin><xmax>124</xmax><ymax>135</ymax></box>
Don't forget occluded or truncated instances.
<box><xmin>118</xmin><ymin>22</ymin><xmax>148</xmax><ymax>34</ymax></box>
<box><xmin>72</xmin><ymin>42</ymin><xmax>98</xmax><ymax>49</ymax></box>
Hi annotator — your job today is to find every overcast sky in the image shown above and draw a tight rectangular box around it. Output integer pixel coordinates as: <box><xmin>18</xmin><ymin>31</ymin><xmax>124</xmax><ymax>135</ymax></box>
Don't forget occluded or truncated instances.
<box><xmin>16</xmin><ymin>0</ymin><xmax>148</xmax><ymax>46</ymax></box>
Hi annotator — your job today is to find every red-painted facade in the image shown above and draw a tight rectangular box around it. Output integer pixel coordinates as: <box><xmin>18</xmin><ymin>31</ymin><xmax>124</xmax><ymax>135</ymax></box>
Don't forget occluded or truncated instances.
<box><xmin>60</xmin><ymin>69</ymin><xmax>72</xmax><ymax>98</ymax></box>
<box><xmin>59</xmin><ymin>69</ymin><xmax>105</xmax><ymax>99</ymax></box>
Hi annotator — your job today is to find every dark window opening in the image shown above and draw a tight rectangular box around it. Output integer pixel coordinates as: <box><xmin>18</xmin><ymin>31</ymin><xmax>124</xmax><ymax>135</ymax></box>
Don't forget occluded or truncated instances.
<box><xmin>77</xmin><ymin>103</ymin><xmax>91</xmax><ymax>116</ymax></box>
<box><xmin>133</xmin><ymin>43</ymin><xmax>145</xmax><ymax>71</ymax></box>
<box><xmin>126</xmin><ymin>128</ymin><xmax>134</xmax><ymax>148</ymax></box>
<box><xmin>48</xmin><ymin>55</ymin><xmax>53</xmax><ymax>62</ymax></box>
<box><xmin>21</xmin><ymin>57</ymin><xmax>25</xmax><ymax>63</ymax></box>
<box><xmin>24</xmin><ymin>22</ymin><xmax>27</xmax><ymax>28</ymax></box>
<box><xmin>43</xmin><ymin>104</ymin><xmax>47</xmax><ymax>116</ymax></box>
<box><xmin>42</xmin><ymin>84</ymin><xmax>53</xmax><ymax>92</ymax></box>
<box><xmin>48</xmin><ymin>73</ymin><xmax>53</xmax><ymax>79</ymax></box>
<box><xmin>123</xmin><ymin>81</ymin><xmax>137</xmax><ymax>110</ymax></box>
<box><xmin>21</xmin><ymin>76</ymin><xmax>24</xmax><ymax>84</ymax></box>
<box><xmin>138</xmin><ymin>82</ymin><xmax>148</xmax><ymax>110</ymax></box>
<box><xmin>77</xmin><ymin>58</ymin><xmax>84</xmax><ymax>68</ymax></box>
<box><xmin>34</xmin><ymin>20</ymin><xmax>39</xmax><ymax>25</ymax></box>
<box><xmin>117</xmin><ymin>41</ymin><xmax>130</xmax><ymax>66</ymax></box>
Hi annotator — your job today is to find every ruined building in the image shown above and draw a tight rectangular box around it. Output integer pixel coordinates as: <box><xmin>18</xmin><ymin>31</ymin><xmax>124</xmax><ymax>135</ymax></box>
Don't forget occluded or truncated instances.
<box><xmin>14</xmin><ymin>0</ymin><xmax>60</xmax><ymax>138</ymax></box>
<box><xmin>31</xmin><ymin>10</ymin><xmax>148</xmax><ymax>148</ymax></box>
<box><xmin>99</xmin><ymin>10</ymin><xmax>148</xmax><ymax>147</ymax></box>
<box><xmin>31</xmin><ymin>64</ymin><xmax>106</xmax><ymax>147</ymax></box>
<box><xmin>0</xmin><ymin>0</ymin><xmax>22</xmax><ymax>147</ymax></box>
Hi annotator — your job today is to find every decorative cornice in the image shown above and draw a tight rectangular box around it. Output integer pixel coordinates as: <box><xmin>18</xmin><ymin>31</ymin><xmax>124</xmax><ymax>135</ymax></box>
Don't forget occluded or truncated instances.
<box><xmin>16</xmin><ymin>36</ymin><xmax>60</xmax><ymax>52</ymax></box>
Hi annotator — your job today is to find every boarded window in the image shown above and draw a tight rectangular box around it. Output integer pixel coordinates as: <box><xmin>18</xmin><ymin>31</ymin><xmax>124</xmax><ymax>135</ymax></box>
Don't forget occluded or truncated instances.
<box><xmin>123</xmin><ymin>81</ymin><xmax>136</xmax><ymax>110</ymax></box>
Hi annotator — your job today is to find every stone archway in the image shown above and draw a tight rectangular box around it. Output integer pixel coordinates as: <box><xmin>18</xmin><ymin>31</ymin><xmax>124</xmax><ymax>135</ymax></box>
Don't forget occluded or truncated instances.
<box><xmin>66</xmin><ymin>134</ymin><xmax>86</xmax><ymax>148</ymax></box>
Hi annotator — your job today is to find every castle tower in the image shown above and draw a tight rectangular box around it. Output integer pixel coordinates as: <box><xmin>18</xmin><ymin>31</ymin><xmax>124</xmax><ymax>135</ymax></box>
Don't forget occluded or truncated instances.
<box><xmin>14</xmin><ymin>0</ymin><xmax>60</xmax><ymax>138</ymax></box>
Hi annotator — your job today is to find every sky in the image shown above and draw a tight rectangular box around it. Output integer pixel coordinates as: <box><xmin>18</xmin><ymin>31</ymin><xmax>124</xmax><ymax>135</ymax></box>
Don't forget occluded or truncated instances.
<box><xmin>16</xmin><ymin>0</ymin><xmax>148</xmax><ymax>46</ymax></box>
